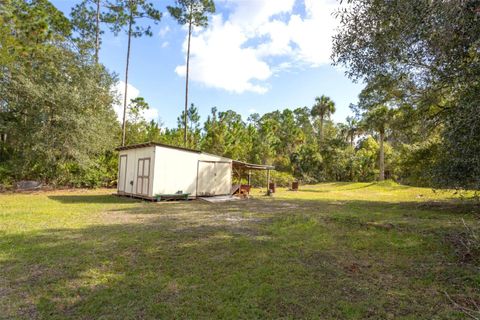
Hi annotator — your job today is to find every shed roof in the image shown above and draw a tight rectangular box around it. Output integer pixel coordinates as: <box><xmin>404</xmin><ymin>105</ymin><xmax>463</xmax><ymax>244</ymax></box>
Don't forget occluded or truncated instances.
<box><xmin>115</xmin><ymin>142</ymin><xmax>201</xmax><ymax>153</ymax></box>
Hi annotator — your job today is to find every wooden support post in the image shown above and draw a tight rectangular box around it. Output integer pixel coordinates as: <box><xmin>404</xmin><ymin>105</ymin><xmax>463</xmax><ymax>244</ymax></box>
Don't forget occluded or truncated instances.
<box><xmin>266</xmin><ymin>169</ymin><xmax>270</xmax><ymax>194</ymax></box>
<box><xmin>234</xmin><ymin>167</ymin><xmax>241</xmax><ymax>185</ymax></box>
<box><xmin>248</xmin><ymin>170</ymin><xmax>251</xmax><ymax>186</ymax></box>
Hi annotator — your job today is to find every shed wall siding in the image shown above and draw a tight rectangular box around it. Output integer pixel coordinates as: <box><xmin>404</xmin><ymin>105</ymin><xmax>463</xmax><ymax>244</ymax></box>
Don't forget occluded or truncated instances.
<box><xmin>118</xmin><ymin>146</ymin><xmax>155</xmax><ymax>197</ymax></box>
<box><xmin>152</xmin><ymin>146</ymin><xmax>199</xmax><ymax>196</ymax></box>
<box><xmin>152</xmin><ymin>146</ymin><xmax>232</xmax><ymax>197</ymax></box>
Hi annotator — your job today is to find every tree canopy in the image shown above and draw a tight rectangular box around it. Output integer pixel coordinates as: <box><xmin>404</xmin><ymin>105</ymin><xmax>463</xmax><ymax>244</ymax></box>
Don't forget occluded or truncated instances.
<box><xmin>0</xmin><ymin>0</ymin><xmax>119</xmax><ymax>186</ymax></box>
<box><xmin>333</xmin><ymin>0</ymin><xmax>480</xmax><ymax>190</ymax></box>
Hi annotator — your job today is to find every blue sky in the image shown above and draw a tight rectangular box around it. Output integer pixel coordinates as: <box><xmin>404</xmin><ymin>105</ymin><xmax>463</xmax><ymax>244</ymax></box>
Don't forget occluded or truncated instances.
<box><xmin>52</xmin><ymin>0</ymin><xmax>364</xmax><ymax>128</ymax></box>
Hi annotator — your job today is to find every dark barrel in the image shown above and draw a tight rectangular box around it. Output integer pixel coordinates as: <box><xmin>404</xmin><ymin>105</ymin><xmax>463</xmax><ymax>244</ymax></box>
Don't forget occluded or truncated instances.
<box><xmin>292</xmin><ymin>181</ymin><xmax>299</xmax><ymax>191</ymax></box>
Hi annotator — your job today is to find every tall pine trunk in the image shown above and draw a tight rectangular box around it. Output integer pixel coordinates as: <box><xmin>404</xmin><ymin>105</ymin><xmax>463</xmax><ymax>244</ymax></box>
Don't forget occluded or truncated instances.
<box><xmin>319</xmin><ymin>115</ymin><xmax>324</xmax><ymax>143</ymax></box>
<box><xmin>121</xmin><ymin>8</ymin><xmax>133</xmax><ymax>147</ymax></box>
<box><xmin>378</xmin><ymin>130</ymin><xmax>385</xmax><ymax>181</ymax></box>
<box><xmin>95</xmin><ymin>0</ymin><xmax>100</xmax><ymax>63</ymax></box>
<box><xmin>183</xmin><ymin>17</ymin><xmax>192</xmax><ymax>147</ymax></box>
<box><xmin>350</xmin><ymin>134</ymin><xmax>354</xmax><ymax>180</ymax></box>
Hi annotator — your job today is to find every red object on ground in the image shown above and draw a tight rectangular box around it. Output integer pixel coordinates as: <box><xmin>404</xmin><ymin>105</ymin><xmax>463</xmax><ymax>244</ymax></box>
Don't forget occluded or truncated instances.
<box><xmin>240</xmin><ymin>184</ymin><xmax>251</xmax><ymax>193</ymax></box>
<box><xmin>269</xmin><ymin>182</ymin><xmax>276</xmax><ymax>193</ymax></box>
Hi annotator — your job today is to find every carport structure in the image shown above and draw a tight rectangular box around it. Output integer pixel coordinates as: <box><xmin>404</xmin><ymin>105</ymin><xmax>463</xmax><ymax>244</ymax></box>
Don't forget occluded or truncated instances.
<box><xmin>231</xmin><ymin>160</ymin><xmax>275</xmax><ymax>195</ymax></box>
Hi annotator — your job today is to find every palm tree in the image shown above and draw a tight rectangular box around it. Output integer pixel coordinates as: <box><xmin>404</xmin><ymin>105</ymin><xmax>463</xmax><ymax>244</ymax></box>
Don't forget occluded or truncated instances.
<box><xmin>345</xmin><ymin>116</ymin><xmax>359</xmax><ymax>147</ymax></box>
<box><xmin>311</xmin><ymin>95</ymin><xmax>336</xmax><ymax>142</ymax></box>
<box><xmin>363</xmin><ymin>105</ymin><xmax>392</xmax><ymax>181</ymax></box>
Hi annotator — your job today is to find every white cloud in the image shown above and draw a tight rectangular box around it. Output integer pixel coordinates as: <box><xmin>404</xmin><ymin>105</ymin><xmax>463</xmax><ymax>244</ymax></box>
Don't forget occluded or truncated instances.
<box><xmin>174</xmin><ymin>0</ymin><xmax>340</xmax><ymax>94</ymax></box>
<box><xmin>227</xmin><ymin>0</ymin><xmax>295</xmax><ymax>28</ymax></box>
<box><xmin>175</xmin><ymin>15</ymin><xmax>271</xmax><ymax>94</ymax></box>
<box><xmin>159</xmin><ymin>25</ymin><xmax>170</xmax><ymax>38</ymax></box>
<box><xmin>161</xmin><ymin>41</ymin><xmax>169</xmax><ymax>48</ymax></box>
<box><xmin>287</xmin><ymin>0</ymin><xmax>338</xmax><ymax>66</ymax></box>
<box><xmin>142</xmin><ymin>107</ymin><xmax>160</xmax><ymax>122</ymax></box>
<box><xmin>113</xmin><ymin>81</ymin><xmax>159</xmax><ymax>122</ymax></box>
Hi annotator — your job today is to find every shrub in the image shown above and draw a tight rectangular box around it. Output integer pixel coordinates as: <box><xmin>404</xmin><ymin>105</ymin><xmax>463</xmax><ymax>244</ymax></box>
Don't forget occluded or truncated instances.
<box><xmin>0</xmin><ymin>164</ymin><xmax>13</xmax><ymax>190</ymax></box>
<box><xmin>241</xmin><ymin>170</ymin><xmax>296</xmax><ymax>188</ymax></box>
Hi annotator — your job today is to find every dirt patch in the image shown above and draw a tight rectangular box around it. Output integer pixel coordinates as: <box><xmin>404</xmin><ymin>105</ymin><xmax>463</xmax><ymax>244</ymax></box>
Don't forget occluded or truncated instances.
<box><xmin>100</xmin><ymin>211</ymin><xmax>163</xmax><ymax>225</ymax></box>
<box><xmin>0</xmin><ymin>267</ymin><xmax>41</xmax><ymax>320</ymax></box>
<box><xmin>365</xmin><ymin>221</ymin><xmax>395</xmax><ymax>231</ymax></box>
<box><xmin>0</xmin><ymin>274</ymin><xmax>12</xmax><ymax>305</ymax></box>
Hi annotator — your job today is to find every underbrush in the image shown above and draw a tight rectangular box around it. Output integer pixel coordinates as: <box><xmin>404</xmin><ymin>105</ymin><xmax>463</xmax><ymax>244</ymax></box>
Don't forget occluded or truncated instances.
<box><xmin>448</xmin><ymin>219</ymin><xmax>480</xmax><ymax>265</ymax></box>
<box><xmin>247</xmin><ymin>170</ymin><xmax>296</xmax><ymax>187</ymax></box>
<box><xmin>444</xmin><ymin>219</ymin><xmax>480</xmax><ymax>319</ymax></box>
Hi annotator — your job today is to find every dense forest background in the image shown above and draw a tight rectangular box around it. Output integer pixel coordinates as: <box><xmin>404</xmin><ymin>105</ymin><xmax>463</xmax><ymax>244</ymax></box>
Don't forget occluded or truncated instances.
<box><xmin>0</xmin><ymin>0</ymin><xmax>479</xmax><ymax>190</ymax></box>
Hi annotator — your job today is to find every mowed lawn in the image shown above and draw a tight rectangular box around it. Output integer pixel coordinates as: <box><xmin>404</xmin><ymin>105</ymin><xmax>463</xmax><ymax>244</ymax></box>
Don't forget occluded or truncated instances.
<box><xmin>1</xmin><ymin>183</ymin><xmax>479</xmax><ymax>319</ymax></box>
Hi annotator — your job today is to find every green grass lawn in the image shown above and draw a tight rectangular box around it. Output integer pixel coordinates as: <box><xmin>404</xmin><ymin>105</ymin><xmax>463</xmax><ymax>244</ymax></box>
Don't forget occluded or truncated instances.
<box><xmin>1</xmin><ymin>182</ymin><xmax>479</xmax><ymax>319</ymax></box>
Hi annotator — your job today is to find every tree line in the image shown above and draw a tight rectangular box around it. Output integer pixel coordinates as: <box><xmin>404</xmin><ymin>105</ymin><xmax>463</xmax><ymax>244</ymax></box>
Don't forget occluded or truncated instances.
<box><xmin>122</xmin><ymin>94</ymin><xmax>443</xmax><ymax>188</ymax></box>
<box><xmin>333</xmin><ymin>0</ymin><xmax>480</xmax><ymax>191</ymax></box>
<box><xmin>0</xmin><ymin>0</ymin><xmax>213</xmax><ymax>187</ymax></box>
<box><xmin>0</xmin><ymin>0</ymin><xmax>478</xmax><ymax>191</ymax></box>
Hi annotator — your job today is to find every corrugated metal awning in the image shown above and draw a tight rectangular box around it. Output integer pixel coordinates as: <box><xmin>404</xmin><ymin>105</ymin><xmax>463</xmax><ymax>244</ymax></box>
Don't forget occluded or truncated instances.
<box><xmin>232</xmin><ymin>160</ymin><xmax>275</xmax><ymax>170</ymax></box>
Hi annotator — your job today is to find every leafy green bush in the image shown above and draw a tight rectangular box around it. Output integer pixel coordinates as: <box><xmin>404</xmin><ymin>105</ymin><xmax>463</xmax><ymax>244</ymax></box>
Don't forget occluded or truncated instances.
<box><xmin>396</xmin><ymin>140</ymin><xmax>439</xmax><ymax>187</ymax></box>
<box><xmin>272</xmin><ymin>171</ymin><xmax>296</xmax><ymax>187</ymax></box>
<box><xmin>0</xmin><ymin>164</ymin><xmax>13</xmax><ymax>190</ymax></box>
<box><xmin>245</xmin><ymin>170</ymin><xmax>296</xmax><ymax>188</ymax></box>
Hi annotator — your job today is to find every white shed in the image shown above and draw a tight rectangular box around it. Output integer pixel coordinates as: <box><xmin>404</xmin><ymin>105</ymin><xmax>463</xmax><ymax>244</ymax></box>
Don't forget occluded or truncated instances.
<box><xmin>116</xmin><ymin>142</ymin><xmax>237</xmax><ymax>200</ymax></box>
<box><xmin>116</xmin><ymin>142</ymin><xmax>275</xmax><ymax>200</ymax></box>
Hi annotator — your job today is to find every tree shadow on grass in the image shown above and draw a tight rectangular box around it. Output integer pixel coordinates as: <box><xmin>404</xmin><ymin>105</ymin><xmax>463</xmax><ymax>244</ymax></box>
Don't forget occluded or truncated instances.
<box><xmin>322</xmin><ymin>182</ymin><xmax>376</xmax><ymax>189</ymax></box>
<box><xmin>295</xmin><ymin>189</ymin><xmax>330</xmax><ymax>193</ymax></box>
<box><xmin>1</xmin><ymin>197</ymin><xmax>479</xmax><ymax>319</ymax></box>
<box><xmin>48</xmin><ymin>194</ymin><xmax>141</xmax><ymax>204</ymax></box>
<box><xmin>296</xmin><ymin>183</ymin><xmax>380</xmax><ymax>192</ymax></box>
<box><xmin>315</xmin><ymin>182</ymin><xmax>417</xmax><ymax>191</ymax></box>
<box><xmin>0</xmin><ymin>216</ymin><xmax>273</xmax><ymax>319</ymax></box>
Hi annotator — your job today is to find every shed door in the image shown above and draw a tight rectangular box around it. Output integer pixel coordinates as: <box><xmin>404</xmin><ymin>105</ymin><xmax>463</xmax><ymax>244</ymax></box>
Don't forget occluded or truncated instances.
<box><xmin>136</xmin><ymin>158</ymin><xmax>150</xmax><ymax>196</ymax></box>
<box><xmin>197</xmin><ymin>162</ymin><xmax>216</xmax><ymax>196</ymax></box>
<box><xmin>214</xmin><ymin>162</ymin><xmax>231</xmax><ymax>195</ymax></box>
<box><xmin>197</xmin><ymin>161</ymin><xmax>231</xmax><ymax>196</ymax></box>
<box><xmin>118</xmin><ymin>155</ymin><xmax>127</xmax><ymax>192</ymax></box>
